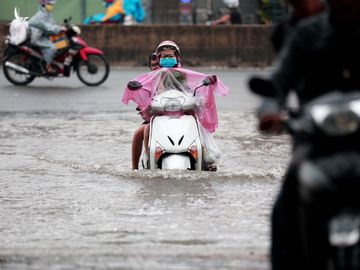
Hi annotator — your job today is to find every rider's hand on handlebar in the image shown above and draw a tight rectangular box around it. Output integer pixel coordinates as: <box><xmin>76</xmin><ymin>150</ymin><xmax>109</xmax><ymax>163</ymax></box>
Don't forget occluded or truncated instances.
<box><xmin>137</xmin><ymin>106</ymin><xmax>151</xmax><ymax>121</ymax></box>
<box><xmin>256</xmin><ymin>97</ymin><xmax>284</xmax><ymax>134</ymax></box>
<box><xmin>258</xmin><ymin>113</ymin><xmax>284</xmax><ymax>135</ymax></box>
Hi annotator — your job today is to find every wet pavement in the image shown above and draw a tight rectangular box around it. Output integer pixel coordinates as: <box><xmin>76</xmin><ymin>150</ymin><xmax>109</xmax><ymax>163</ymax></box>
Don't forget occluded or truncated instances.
<box><xmin>0</xmin><ymin>67</ymin><xmax>290</xmax><ymax>270</ymax></box>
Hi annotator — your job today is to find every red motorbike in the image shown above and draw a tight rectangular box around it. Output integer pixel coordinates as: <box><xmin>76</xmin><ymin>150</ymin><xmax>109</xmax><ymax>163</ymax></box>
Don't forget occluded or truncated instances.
<box><xmin>2</xmin><ymin>18</ymin><xmax>110</xmax><ymax>86</ymax></box>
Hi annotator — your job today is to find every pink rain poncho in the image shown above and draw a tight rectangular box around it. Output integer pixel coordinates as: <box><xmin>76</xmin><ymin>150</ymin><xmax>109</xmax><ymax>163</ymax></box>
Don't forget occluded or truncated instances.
<box><xmin>122</xmin><ymin>67</ymin><xmax>229</xmax><ymax>133</ymax></box>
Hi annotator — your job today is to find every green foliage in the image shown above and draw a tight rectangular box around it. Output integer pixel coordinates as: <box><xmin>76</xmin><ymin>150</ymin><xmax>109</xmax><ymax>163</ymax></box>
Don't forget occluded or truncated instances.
<box><xmin>257</xmin><ymin>0</ymin><xmax>287</xmax><ymax>24</ymax></box>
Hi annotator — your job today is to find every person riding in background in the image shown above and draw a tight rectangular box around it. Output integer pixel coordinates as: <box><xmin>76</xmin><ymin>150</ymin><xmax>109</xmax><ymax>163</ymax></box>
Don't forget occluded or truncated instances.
<box><xmin>249</xmin><ymin>0</ymin><xmax>360</xmax><ymax>269</ymax></box>
<box><xmin>271</xmin><ymin>0</ymin><xmax>325</xmax><ymax>53</ymax></box>
<box><xmin>29</xmin><ymin>0</ymin><xmax>64</xmax><ymax>74</ymax></box>
<box><xmin>211</xmin><ymin>0</ymin><xmax>242</xmax><ymax>25</ymax></box>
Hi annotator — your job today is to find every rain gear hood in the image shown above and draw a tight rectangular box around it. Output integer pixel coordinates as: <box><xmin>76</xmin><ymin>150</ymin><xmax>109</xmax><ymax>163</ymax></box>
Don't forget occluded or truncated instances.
<box><xmin>28</xmin><ymin>5</ymin><xmax>61</xmax><ymax>64</ymax></box>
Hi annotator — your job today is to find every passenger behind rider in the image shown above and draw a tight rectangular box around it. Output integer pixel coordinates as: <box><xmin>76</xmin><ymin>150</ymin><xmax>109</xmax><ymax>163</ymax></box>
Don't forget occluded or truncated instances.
<box><xmin>29</xmin><ymin>0</ymin><xmax>65</xmax><ymax>74</ymax></box>
<box><xmin>148</xmin><ymin>52</ymin><xmax>160</xmax><ymax>71</ymax></box>
<box><xmin>131</xmin><ymin>51</ymin><xmax>162</xmax><ymax>170</ymax></box>
<box><xmin>249</xmin><ymin>0</ymin><xmax>360</xmax><ymax>269</ymax></box>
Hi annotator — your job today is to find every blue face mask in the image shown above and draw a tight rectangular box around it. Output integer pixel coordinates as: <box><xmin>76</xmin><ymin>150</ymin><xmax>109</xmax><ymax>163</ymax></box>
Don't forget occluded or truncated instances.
<box><xmin>159</xmin><ymin>58</ymin><xmax>177</xmax><ymax>68</ymax></box>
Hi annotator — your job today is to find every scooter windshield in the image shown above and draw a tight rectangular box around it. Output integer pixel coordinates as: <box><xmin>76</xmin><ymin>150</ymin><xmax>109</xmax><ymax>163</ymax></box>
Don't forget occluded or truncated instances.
<box><xmin>122</xmin><ymin>67</ymin><xmax>229</xmax><ymax>133</ymax></box>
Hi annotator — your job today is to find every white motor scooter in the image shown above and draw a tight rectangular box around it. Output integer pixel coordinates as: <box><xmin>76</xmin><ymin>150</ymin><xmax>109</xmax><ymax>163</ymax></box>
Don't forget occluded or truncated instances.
<box><xmin>139</xmin><ymin>77</ymin><xmax>215</xmax><ymax>170</ymax></box>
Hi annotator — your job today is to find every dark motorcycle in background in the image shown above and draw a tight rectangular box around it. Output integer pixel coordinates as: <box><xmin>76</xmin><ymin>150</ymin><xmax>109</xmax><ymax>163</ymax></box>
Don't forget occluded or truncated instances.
<box><xmin>250</xmin><ymin>78</ymin><xmax>360</xmax><ymax>270</ymax></box>
<box><xmin>2</xmin><ymin>18</ymin><xmax>110</xmax><ymax>86</ymax></box>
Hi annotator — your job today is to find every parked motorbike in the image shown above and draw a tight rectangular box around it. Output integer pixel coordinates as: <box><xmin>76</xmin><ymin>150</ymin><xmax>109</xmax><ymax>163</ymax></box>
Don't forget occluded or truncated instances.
<box><xmin>127</xmin><ymin>70</ymin><xmax>218</xmax><ymax>171</ymax></box>
<box><xmin>250</xmin><ymin>78</ymin><xmax>360</xmax><ymax>269</ymax></box>
<box><xmin>2</xmin><ymin>18</ymin><xmax>109</xmax><ymax>86</ymax></box>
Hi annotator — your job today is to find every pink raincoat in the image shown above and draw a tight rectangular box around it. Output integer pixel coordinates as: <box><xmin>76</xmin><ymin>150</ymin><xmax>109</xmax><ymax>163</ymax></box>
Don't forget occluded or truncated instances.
<box><xmin>122</xmin><ymin>67</ymin><xmax>229</xmax><ymax>133</ymax></box>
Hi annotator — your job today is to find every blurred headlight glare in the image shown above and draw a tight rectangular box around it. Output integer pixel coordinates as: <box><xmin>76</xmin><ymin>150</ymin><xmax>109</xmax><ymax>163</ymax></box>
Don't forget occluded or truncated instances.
<box><xmin>322</xmin><ymin>111</ymin><xmax>359</xmax><ymax>136</ymax></box>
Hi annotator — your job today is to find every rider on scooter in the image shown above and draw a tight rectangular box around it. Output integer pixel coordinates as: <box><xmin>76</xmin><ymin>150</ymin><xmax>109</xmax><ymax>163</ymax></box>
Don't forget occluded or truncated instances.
<box><xmin>131</xmin><ymin>41</ymin><xmax>182</xmax><ymax>170</ymax></box>
<box><xmin>29</xmin><ymin>0</ymin><xmax>64</xmax><ymax>74</ymax></box>
<box><xmin>128</xmin><ymin>40</ymin><xmax>226</xmax><ymax>171</ymax></box>
<box><xmin>250</xmin><ymin>0</ymin><xmax>360</xmax><ymax>269</ymax></box>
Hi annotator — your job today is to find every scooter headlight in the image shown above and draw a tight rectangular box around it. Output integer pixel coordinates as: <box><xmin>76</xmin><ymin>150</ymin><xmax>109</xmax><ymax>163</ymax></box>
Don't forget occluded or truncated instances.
<box><xmin>311</xmin><ymin>105</ymin><xmax>359</xmax><ymax>136</ymax></box>
<box><xmin>323</xmin><ymin>110</ymin><xmax>359</xmax><ymax>135</ymax></box>
<box><xmin>161</xmin><ymin>97</ymin><xmax>185</xmax><ymax>112</ymax></box>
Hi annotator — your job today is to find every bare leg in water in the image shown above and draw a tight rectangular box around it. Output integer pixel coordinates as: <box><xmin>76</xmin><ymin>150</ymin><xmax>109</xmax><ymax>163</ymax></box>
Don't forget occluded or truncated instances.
<box><xmin>132</xmin><ymin>125</ymin><xmax>145</xmax><ymax>170</ymax></box>
<box><xmin>131</xmin><ymin>124</ymin><xmax>150</xmax><ymax>170</ymax></box>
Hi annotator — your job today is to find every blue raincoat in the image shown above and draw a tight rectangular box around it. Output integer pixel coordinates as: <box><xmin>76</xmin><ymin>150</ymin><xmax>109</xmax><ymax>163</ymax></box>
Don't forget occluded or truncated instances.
<box><xmin>124</xmin><ymin>0</ymin><xmax>144</xmax><ymax>23</ymax></box>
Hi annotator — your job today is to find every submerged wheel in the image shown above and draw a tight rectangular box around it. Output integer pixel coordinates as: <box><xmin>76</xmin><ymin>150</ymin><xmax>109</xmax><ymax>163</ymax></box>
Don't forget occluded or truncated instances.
<box><xmin>3</xmin><ymin>52</ymin><xmax>36</xmax><ymax>86</ymax></box>
<box><xmin>76</xmin><ymin>54</ymin><xmax>109</xmax><ymax>86</ymax></box>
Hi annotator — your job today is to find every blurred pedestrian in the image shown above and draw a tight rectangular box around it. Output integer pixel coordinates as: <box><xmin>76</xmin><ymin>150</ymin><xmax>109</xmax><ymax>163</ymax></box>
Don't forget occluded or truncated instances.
<box><xmin>211</xmin><ymin>0</ymin><xmax>242</xmax><ymax>25</ymax></box>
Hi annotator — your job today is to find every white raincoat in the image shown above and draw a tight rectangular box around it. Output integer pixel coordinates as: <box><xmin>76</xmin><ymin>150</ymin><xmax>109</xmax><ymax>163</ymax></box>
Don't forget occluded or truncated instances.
<box><xmin>28</xmin><ymin>5</ymin><xmax>61</xmax><ymax>64</ymax></box>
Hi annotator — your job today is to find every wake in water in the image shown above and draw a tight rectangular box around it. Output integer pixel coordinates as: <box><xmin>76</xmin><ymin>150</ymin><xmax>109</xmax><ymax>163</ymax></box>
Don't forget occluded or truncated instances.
<box><xmin>0</xmin><ymin>109</ymin><xmax>290</xmax><ymax>270</ymax></box>
<box><xmin>0</xmin><ymin>110</ymin><xmax>290</xmax><ymax>181</ymax></box>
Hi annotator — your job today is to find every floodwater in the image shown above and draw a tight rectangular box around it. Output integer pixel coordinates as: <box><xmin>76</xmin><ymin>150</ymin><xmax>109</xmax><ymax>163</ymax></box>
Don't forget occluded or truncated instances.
<box><xmin>0</xmin><ymin>68</ymin><xmax>291</xmax><ymax>270</ymax></box>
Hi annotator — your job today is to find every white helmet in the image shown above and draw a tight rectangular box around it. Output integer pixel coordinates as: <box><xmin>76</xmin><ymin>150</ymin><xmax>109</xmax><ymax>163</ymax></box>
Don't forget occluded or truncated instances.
<box><xmin>156</xmin><ymin>40</ymin><xmax>180</xmax><ymax>56</ymax></box>
<box><xmin>223</xmin><ymin>0</ymin><xmax>239</xmax><ymax>8</ymax></box>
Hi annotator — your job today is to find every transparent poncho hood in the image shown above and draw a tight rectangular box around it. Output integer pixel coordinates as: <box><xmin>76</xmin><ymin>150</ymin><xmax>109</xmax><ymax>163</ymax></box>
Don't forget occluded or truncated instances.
<box><xmin>122</xmin><ymin>67</ymin><xmax>229</xmax><ymax>133</ymax></box>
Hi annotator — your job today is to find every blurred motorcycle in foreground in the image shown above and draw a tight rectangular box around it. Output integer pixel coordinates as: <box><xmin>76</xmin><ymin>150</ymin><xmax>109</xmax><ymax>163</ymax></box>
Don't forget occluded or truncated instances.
<box><xmin>250</xmin><ymin>78</ymin><xmax>360</xmax><ymax>270</ymax></box>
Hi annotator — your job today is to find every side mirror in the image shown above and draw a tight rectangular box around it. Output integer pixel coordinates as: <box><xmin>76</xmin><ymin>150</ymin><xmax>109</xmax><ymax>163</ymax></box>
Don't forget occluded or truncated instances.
<box><xmin>249</xmin><ymin>77</ymin><xmax>277</xmax><ymax>98</ymax></box>
<box><xmin>203</xmin><ymin>75</ymin><xmax>217</xmax><ymax>86</ymax></box>
<box><xmin>128</xmin><ymin>80</ymin><xmax>142</xmax><ymax>91</ymax></box>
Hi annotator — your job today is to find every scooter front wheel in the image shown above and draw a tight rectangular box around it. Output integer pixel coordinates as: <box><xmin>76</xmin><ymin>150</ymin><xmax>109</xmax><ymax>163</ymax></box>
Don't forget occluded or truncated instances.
<box><xmin>76</xmin><ymin>54</ymin><xmax>109</xmax><ymax>86</ymax></box>
<box><xmin>3</xmin><ymin>52</ymin><xmax>36</xmax><ymax>86</ymax></box>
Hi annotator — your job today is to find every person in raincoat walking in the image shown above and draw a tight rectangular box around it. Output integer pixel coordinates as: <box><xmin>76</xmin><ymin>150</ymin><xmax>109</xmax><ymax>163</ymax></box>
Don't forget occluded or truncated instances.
<box><xmin>29</xmin><ymin>0</ymin><xmax>63</xmax><ymax>73</ymax></box>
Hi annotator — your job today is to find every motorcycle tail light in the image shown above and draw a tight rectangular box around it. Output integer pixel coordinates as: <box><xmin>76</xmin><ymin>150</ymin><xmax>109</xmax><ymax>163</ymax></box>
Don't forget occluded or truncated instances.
<box><xmin>188</xmin><ymin>142</ymin><xmax>198</xmax><ymax>161</ymax></box>
<box><xmin>155</xmin><ymin>143</ymin><xmax>165</xmax><ymax>162</ymax></box>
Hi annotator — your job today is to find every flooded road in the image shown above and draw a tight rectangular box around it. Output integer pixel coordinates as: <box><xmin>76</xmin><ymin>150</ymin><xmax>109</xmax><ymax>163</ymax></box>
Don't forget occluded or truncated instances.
<box><xmin>0</xmin><ymin>67</ymin><xmax>290</xmax><ymax>269</ymax></box>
